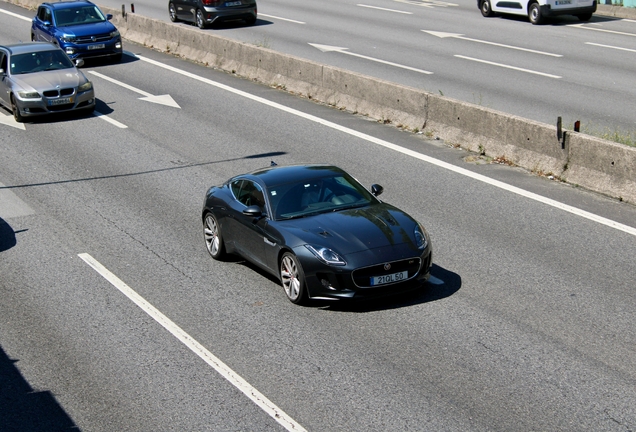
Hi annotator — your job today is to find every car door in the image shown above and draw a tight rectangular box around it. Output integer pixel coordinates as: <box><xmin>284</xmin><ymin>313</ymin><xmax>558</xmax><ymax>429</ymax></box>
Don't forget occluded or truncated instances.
<box><xmin>32</xmin><ymin>6</ymin><xmax>54</xmax><ymax>43</ymax></box>
<box><xmin>173</xmin><ymin>0</ymin><xmax>193</xmax><ymax>21</ymax></box>
<box><xmin>0</xmin><ymin>50</ymin><xmax>10</xmax><ymax>107</ymax></box>
<box><xmin>226</xmin><ymin>179</ymin><xmax>271</xmax><ymax>269</ymax></box>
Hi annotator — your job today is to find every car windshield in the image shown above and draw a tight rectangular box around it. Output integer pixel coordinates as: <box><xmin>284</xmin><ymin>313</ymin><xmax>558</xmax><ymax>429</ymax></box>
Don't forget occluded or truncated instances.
<box><xmin>54</xmin><ymin>6</ymin><xmax>105</xmax><ymax>26</ymax></box>
<box><xmin>268</xmin><ymin>173</ymin><xmax>379</xmax><ymax>221</ymax></box>
<box><xmin>10</xmin><ymin>50</ymin><xmax>74</xmax><ymax>74</ymax></box>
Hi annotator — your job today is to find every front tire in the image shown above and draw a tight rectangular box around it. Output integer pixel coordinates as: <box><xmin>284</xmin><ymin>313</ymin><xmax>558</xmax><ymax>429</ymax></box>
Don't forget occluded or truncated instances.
<box><xmin>528</xmin><ymin>2</ymin><xmax>544</xmax><ymax>24</ymax></box>
<box><xmin>480</xmin><ymin>0</ymin><xmax>496</xmax><ymax>17</ymax></box>
<box><xmin>280</xmin><ymin>252</ymin><xmax>307</xmax><ymax>305</ymax></box>
<box><xmin>204</xmin><ymin>213</ymin><xmax>225</xmax><ymax>260</ymax></box>
<box><xmin>10</xmin><ymin>95</ymin><xmax>23</xmax><ymax>123</ymax></box>
<box><xmin>196</xmin><ymin>9</ymin><xmax>207</xmax><ymax>29</ymax></box>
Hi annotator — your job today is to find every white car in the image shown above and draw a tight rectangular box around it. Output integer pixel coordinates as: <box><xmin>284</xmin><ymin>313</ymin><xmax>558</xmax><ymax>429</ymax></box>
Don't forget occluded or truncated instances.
<box><xmin>478</xmin><ymin>0</ymin><xmax>596</xmax><ymax>24</ymax></box>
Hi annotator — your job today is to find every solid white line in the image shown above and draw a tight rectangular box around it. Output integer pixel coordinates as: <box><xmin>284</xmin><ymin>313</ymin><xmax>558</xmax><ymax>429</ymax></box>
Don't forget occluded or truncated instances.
<box><xmin>258</xmin><ymin>13</ymin><xmax>305</xmax><ymax>24</ymax></box>
<box><xmin>585</xmin><ymin>42</ymin><xmax>636</xmax><ymax>53</ymax></box>
<box><xmin>93</xmin><ymin>111</ymin><xmax>128</xmax><ymax>128</ymax></box>
<box><xmin>455</xmin><ymin>55</ymin><xmax>562</xmax><ymax>78</ymax></box>
<box><xmin>0</xmin><ymin>8</ymin><xmax>31</xmax><ymax>22</ymax></box>
<box><xmin>77</xmin><ymin>253</ymin><xmax>307</xmax><ymax>432</ymax></box>
<box><xmin>134</xmin><ymin>55</ymin><xmax>636</xmax><ymax>237</ymax></box>
<box><xmin>357</xmin><ymin>4</ymin><xmax>413</xmax><ymax>14</ymax></box>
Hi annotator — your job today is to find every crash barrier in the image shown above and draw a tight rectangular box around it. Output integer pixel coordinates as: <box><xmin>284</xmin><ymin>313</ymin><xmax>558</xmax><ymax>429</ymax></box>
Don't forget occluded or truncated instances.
<box><xmin>6</xmin><ymin>0</ymin><xmax>636</xmax><ymax>204</ymax></box>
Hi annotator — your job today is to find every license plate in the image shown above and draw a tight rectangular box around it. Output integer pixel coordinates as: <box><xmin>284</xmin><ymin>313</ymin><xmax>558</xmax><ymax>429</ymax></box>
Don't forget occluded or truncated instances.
<box><xmin>225</xmin><ymin>1</ymin><xmax>242</xmax><ymax>5</ymax></box>
<box><xmin>555</xmin><ymin>0</ymin><xmax>571</xmax><ymax>4</ymax></box>
<box><xmin>370</xmin><ymin>270</ymin><xmax>408</xmax><ymax>286</ymax></box>
<box><xmin>88</xmin><ymin>43</ymin><xmax>105</xmax><ymax>50</ymax></box>
<box><xmin>49</xmin><ymin>97</ymin><xmax>73</xmax><ymax>106</ymax></box>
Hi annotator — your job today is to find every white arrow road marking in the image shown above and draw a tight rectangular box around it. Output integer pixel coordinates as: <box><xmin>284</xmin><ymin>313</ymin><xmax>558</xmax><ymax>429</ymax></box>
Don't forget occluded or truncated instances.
<box><xmin>423</xmin><ymin>31</ymin><xmax>563</xmax><ymax>57</ymax></box>
<box><xmin>455</xmin><ymin>55</ymin><xmax>562</xmax><ymax>78</ymax></box>
<box><xmin>568</xmin><ymin>23</ymin><xmax>636</xmax><ymax>37</ymax></box>
<box><xmin>88</xmin><ymin>71</ymin><xmax>181</xmax><ymax>108</ymax></box>
<box><xmin>78</xmin><ymin>253</ymin><xmax>307</xmax><ymax>432</ymax></box>
<box><xmin>586</xmin><ymin>42</ymin><xmax>636</xmax><ymax>53</ymax></box>
<box><xmin>308</xmin><ymin>43</ymin><xmax>433</xmax><ymax>74</ymax></box>
<box><xmin>357</xmin><ymin>4</ymin><xmax>413</xmax><ymax>13</ymax></box>
<box><xmin>0</xmin><ymin>112</ymin><xmax>26</xmax><ymax>130</ymax></box>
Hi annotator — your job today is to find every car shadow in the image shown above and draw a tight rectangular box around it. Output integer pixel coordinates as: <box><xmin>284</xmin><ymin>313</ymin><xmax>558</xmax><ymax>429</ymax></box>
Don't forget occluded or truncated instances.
<box><xmin>491</xmin><ymin>12</ymin><xmax>622</xmax><ymax>25</ymax></box>
<box><xmin>0</xmin><ymin>217</ymin><xmax>17</xmax><ymax>253</ymax></box>
<box><xmin>210</xmin><ymin>18</ymin><xmax>272</xmax><ymax>30</ymax></box>
<box><xmin>321</xmin><ymin>264</ymin><xmax>462</xmax><ymax>312</ymax></box>
<box><xmin>235</xmin><ymin>259</ymin><xmax>461</xmax><ymax>312</ymax></box>
<box><xmin>0</xmin><ymin>345</ymin><xmax>78</xmax><ymax>431</ymax></box>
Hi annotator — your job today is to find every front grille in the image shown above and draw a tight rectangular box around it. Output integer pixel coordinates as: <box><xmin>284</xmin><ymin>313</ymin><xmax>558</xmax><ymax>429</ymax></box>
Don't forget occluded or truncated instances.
<box><xmin>352</xmin><ymin>258</ymin><xmax>422</xmax><ymax>288</ymax></box>
<box><xmin>43</xmin><ymin>88</ymin><xmax>75</xmax><ymax>97</ymax></box>
<box><xmin>75</xmin><ymin>34</ymin><xmax>112</xmax><ymax>44</ymax></box>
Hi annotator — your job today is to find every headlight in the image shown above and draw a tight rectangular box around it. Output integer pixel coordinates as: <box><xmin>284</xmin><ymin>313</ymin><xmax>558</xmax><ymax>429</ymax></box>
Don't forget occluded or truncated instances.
<box><xmin>414</xmin><ymin>224</ymin><xmax>428</xmax><ymax>250</ymax></box>
<box><xmin>305</xmin><ymin>245</ymin><xmax>346</xmax><ymax>266</ymax></box>
<box><xmin>78</xmin><ymin>81</ymin><xmax>93</xmax><ymax>92</ymax></box>
<box><xmin>110</xmin><ymin>30</ymin><xmax>120</xmax><ymax>38</ymax></box>
<box><xmin>17</xmin><ymin>91</ymin><xmax>40</xmax><ymax>99</ymax></box>
<box><xmin>61</xmin><ymin>34</ymin><xmax>76</xmax><ymax>43</ymax></box>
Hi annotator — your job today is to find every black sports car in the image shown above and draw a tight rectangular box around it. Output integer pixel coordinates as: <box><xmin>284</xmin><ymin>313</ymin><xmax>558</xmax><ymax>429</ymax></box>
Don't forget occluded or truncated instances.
<box><xmin>202</xmin><ymin>164</ymin><xmax>433</xmax><ymax>304</ymax></box>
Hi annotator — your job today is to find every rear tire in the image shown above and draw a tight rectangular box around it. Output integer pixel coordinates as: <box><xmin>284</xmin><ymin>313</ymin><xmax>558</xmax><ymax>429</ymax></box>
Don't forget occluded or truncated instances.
<box><xmin>245</xmin><ymin>15</ymin><xmax>256</xmax><ymax>25</ymax></box>
<box><xmin>528</xmin><ymin>2</ymin><xmax>544</xmax><ymax>24</ymax></box>
<box><xmin>577</xmin><ymin>13</ymin><xmax>592</xmax><ymax>21</ymax></box>
<box><xmin>480</xmin><ymin>0</ymin><xmax>496</xmax><ymax>17</ymax></box>
<box><xmin>204</xmin><ymin>213</ymin><xmax>225</xmax><ymax>260</ymax></box>
<box><xmin>196</xmin><ymin>9</ymin><xmax>207</xmax><ymax>29</ymax></box>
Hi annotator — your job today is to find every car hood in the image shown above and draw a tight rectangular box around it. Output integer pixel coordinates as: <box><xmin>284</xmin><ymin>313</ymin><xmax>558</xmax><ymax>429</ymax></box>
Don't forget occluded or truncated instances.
<box><xmin>57</xmin><ymin>21</ymin><xmax>116</xmax><ymax>36</ymax></box>
<box><xmin>279</xmin><ymin>203</ymin><xmax>420</xmax><ymax>255</ymax></box>
<box><xmin>12</xmin><ymin>70</ymin><xmax>86</xmax><ymax>91</ymax></box>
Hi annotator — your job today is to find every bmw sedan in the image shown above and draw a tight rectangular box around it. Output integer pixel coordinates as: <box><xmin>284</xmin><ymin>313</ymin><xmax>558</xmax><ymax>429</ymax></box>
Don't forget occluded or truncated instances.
<box><xmin>0</xmin><ymin>42</ymin><xmax>95</xmax><ymax>122</ymax></box>
<box><xmin>169</xmin><ymin>0</ymin><xmax>257</xmax><ymax>29</ymax></box>
<box><xmin>202</xmin><ymin>164</ymin><xmax>433</xmax><ymax>304</ymax></box>
<box><xmin>31</xmin><ymin>0</ymin><xmax>123</xmax><ymax>62</ymax></box>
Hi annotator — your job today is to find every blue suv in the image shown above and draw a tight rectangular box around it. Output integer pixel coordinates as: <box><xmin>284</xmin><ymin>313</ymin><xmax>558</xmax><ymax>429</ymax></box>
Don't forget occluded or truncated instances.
<box><xmin>31</xmin><ymin>1</ymin><xmax>123</xmax><ymax>62</ymax></box>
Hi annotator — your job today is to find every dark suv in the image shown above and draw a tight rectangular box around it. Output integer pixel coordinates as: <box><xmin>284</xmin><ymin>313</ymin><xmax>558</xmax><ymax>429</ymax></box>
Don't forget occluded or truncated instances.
<box><xmin>168</xmin><ymin>0</ymin><xmax>257</xmax><ymax>29</ymax></box>
<box><xmin>31</xmin><ymin>1</ymin><xmax>123</xmax><ymax>62</ymax></box>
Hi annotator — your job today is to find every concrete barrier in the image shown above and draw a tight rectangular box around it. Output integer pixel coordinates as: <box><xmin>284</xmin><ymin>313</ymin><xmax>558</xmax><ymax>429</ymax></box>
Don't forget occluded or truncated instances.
<box><xmin>5</xmin><ymin>0</ymin><xmax>636</xmax><ymax>204</ymax></box>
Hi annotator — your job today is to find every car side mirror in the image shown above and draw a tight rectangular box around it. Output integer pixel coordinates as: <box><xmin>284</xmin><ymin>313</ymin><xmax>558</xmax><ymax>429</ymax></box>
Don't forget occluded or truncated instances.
<box><xmin>0</xmin><ymin>68</ymin><xmax>5</xmax><ymax>76</ymax></box>
<box><xmin>74</xmin><ymin>58</ymin><xmax>84</xmax><ymax>68</ymax></box>
<box><xmin>106</xmin><ymin>14</ymin><xmax>113</xmax><ymax>20</ymax></box>
<box><xmin>43</xmin><ymin>20</ymin><xmax>51</xmax><ymax>26</ymax></box>
<box><xmin>371</xmin><ymin>184</ymin><xmax>384</xmax><ymax>197</ymax></box>
<box><xmin>243</xmin><ymin>205</ymin><xmax>264</xmax><ymax>219</ymax></box>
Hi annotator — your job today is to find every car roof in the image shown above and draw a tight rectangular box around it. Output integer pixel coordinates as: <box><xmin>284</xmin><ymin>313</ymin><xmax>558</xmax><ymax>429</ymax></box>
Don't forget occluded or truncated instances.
<box><xmin>246</xmin><ymin>164</ymin><xmax>347</xmax><ymax>187</ymax></box>
<box><xmin>42</xmin><ymin>0</ymin><xmax>96</xmax><ymax>10</ymax></box>
<box><xmin>0</xmin><ymin>42</ymin><xmax>59</xmax><ymax>55</ymax></box>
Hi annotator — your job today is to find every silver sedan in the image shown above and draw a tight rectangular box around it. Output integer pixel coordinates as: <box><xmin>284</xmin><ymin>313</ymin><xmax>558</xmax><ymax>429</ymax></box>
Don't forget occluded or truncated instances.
<box><xmin>0</xmin><ymin>42</ymin><xmax>95</xmax><ymax>122</ymax></box>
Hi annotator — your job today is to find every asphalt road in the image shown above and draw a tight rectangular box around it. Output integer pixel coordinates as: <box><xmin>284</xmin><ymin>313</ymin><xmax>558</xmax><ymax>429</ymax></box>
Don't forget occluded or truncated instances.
<box><xmin>92</xmin><ymin>0</ymin><xmax>636</xmax><ymax>136</ymax></box>
<box><xmin>1</xmin><ymin>5</ymin><xmax>636</xmax><ymax>431</ymax></box>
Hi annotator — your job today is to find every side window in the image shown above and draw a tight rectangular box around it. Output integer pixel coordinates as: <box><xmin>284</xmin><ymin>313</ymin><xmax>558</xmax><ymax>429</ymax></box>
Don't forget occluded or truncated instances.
<box><xmin>37</xmin><ymin>6</ymin><xmax>47</xmax><ymax>21</ymax></box>
<box><xmin>232</xmin><ymin>180</ymin><xmax>265</xmax><ymax>209</ymax></box>
<box><xmin>0</xmin><ymin>53</ymin><xmax>7</xmax><ymax>73</ymax></box>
